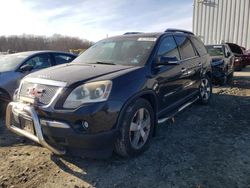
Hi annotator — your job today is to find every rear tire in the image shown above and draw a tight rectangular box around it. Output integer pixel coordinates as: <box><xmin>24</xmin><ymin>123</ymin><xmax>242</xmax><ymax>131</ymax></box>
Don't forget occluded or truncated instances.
<box><xmin>198</xmin><ymin>75</ymin><xmax>212</xmax><ymax>105</ymax></box>
<box><xmin>115</xmin><ymin>98</ymin><xmax>155</xmax><ymax>157</ymax></box>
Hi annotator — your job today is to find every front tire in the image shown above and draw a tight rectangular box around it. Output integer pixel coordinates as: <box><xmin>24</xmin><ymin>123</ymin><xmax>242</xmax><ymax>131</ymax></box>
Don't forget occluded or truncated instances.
<box><xmin>198</xmin><ymin>75</ymin><xmax>212</xmax><ymax>105</ymax></box>
<box><xmin>0</xmin><ymin>100</ymin><xmax>7</xmax><ymax>117</ymax></box>
<box><xmin>115</xmin><ymin>98</ymin><xmax>154</xmax><ymax>157</ymax></box>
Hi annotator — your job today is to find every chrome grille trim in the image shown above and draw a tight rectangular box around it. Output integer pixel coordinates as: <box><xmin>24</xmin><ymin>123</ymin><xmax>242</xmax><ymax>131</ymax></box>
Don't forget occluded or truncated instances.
<box><xmin>17</xmin><ymin>78</ymin><xmax>66</xmax><ymax>107</ymax></box>
<box><xmin>21</xmin><ymin>77</ymin><xmax>67</xmax><ymax>87</ymax></box>
<box><xmin>19</xmin><ymin>83</ymin><xmax>59</xmax><ymax>105</ymax></box>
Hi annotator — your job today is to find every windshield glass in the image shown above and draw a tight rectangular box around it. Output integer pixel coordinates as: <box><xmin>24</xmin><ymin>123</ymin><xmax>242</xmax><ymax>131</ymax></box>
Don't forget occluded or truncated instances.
<box><xmin>73</xmin><ymin>37</ymin><xmax>157</xmax><ymax>66</ymax></box>
<box><xmin>0</xmin><ymin>54</ymin><xmax>27</xmax><ymax>72</ymax></box>
<box><xmin>206</xmin><ymin>45</ymin><xmax>224</xmax><ymax>56</ymax></box>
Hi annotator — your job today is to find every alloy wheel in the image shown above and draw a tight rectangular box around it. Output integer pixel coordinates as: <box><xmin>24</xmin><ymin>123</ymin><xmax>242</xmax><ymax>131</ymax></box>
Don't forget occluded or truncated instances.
<box><xmin>129</xmin><ymin>108</ymin><xmax>151</xmax><ymax>150</ymax></box>
<box><xmin>200</xmin><ymin>78</ymin><xmax>211</xmax><ymax>100</ymax></box>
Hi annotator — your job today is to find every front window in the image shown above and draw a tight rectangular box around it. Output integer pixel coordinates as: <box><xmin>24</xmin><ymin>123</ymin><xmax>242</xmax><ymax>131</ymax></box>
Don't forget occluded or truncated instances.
<box><xmin>206</xmin><ymin>45</ymin><xmax>224</xmax><ymax>56</ymax></box>
<box><xmin>0</xmin><ymin>54</ymin><xmax>27</xmax><ymax>72</ymax></box>
<box><xmin>73</xmin><ymin>37</ymin><xmax>156</xmax><ymax>66</ymax></box>
<box><xmin>24</xmin><ymin>54</ymin><xmax>52</xmax><ymax>69</ymax></box>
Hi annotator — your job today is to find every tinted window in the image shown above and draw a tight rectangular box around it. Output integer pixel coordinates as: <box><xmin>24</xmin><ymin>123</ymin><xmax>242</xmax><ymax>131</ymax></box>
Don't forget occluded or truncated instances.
<box><xmin>54</xmin><ymin>54</ymin><xmax>75</xmax><ymax>65</ymax></box>
<box><xmin>157</xmin><ymin>36</ymin><xmax>180</xmax><ymax>60</ymax></box>
<box><xmin>191</xmin><ymin>37</ymin><xmax>207</xmax><ymax>56</ymax></box>
<box><xmin>24</xmin><ymin>54</ymin><xmax>52</xmax><ymax>69</ymax></box>
<box><xmin>227</xmin><ymin>43</ymin><xmax>243</xmax><ymax>54</ymax></box>
<box><xmin>174</xmin><ymin>36</ymin><xmax>196</xmax><ymax>59</ymax></box>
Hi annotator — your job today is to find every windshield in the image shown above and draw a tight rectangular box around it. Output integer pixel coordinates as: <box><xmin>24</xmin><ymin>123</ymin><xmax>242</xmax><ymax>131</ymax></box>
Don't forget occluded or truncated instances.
<box><xmin>0</xmin><ymin>54</ymin><xmax>27</xmax><ymax>72</ymax></box>
<box><xmin>206</xmin><ymin>45</ymin><xmax>224</xmax><ymax>56</ymax></box>
<box><xmin>73</xmin><ymin>37</ymin><xmax>156</xmax><ymax>66</ymax></box>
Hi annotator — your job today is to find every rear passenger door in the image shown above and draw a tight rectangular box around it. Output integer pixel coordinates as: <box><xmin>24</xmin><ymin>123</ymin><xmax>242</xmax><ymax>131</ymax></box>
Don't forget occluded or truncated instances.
<box><xmin>174</xmin><ymin>35</ymin><xmax>201</xmax><ymax>96</ymax></box>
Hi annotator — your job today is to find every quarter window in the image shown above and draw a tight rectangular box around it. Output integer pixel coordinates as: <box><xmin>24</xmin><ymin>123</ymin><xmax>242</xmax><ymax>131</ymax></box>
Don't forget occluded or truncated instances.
<box><xmin>174</xmin><ymin>36</ymin><xmax>196</xmax><ymax>60</ymax></box>
<box><xmin>157</xmin><ymin>36</ymin><xmax>180</xmax><ymax>60</ymax></box>
<box><xmin>191</xmin><ymin>37</ymin><xmax>207</xmax><ymax>56</ymax></box>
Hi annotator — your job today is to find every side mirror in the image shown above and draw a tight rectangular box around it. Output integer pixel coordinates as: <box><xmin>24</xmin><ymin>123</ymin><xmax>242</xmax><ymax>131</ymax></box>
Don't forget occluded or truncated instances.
<box><xmin>19</xmin><ymin>64</ymin><xmax>33</xmax><ymax>72</ymax></box>
<box><xmin>157</xmin><ymin>56</ymin><xmax>179</xmax><ymax>66</ymax></box>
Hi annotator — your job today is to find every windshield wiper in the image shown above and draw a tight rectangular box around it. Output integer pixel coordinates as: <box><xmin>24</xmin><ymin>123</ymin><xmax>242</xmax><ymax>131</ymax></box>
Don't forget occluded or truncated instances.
<box><xmin>90</xmin><ymin>61</ymin><xmax>116</xmax><ymax>65</ymax></box>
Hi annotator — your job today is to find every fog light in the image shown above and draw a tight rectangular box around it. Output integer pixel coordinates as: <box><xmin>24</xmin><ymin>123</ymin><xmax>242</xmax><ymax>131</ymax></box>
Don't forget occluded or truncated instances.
<box><xmin>82</xmin><ymin>121</ymin><xmax>89</xmax><ymax>129</ymax></box>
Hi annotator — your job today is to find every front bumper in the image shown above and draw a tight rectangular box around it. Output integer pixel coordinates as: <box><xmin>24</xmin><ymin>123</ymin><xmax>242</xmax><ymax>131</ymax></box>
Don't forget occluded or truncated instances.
<box><xmin>6</xmin><ymin>102</ymin><xmax>119</xmax><ymax>158</ymax></box>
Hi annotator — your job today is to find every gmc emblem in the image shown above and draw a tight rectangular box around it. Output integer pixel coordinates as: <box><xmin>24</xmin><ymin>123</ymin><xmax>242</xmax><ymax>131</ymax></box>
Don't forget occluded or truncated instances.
<box><xmin>27</xmin><ymin>87</ymin><xmax>45</xmax><ymax>98</ymax></box>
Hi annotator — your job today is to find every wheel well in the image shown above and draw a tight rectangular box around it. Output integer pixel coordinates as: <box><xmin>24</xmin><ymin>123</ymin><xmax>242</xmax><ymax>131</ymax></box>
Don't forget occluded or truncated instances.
<box><xmin>116</xmin><ymin>92</ymin><xmax>158</xmax><ymax>136</ymax></box>
<box><xmin>140</xmin><ymin>93</ymin><xmax>157</xmax><ymax>113</ymax></box>
<box><xmin>140</xmin><ymin>93</ymin><xmax>158</xmax><ymax>136</ymax></box>
<box><xmin>0</xmin><ymin>88</ymin><xmax>11</xmax><ymax>101</ymax></box>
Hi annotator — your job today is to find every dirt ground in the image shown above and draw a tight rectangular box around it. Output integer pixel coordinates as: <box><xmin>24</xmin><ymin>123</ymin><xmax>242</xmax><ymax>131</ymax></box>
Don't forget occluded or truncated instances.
<box><xmin>0</xmin><ymin>67</ymin><xmax>250</xmax><ymax>188</ymax></box>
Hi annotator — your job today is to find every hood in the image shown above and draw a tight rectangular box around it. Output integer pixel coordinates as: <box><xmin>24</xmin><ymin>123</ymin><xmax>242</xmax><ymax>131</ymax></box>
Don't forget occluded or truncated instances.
<box><xmin>25</xmin><ymin>63</ymin><xmax>138</xmax><ymax>86</ymax></box>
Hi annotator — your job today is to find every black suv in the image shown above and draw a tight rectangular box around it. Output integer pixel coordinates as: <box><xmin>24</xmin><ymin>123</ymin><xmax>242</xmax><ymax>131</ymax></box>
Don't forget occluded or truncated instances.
<box><xmin>6</xmin><ymin>29</ymin><xmax>212</xmax><ymax>158</ymax></box>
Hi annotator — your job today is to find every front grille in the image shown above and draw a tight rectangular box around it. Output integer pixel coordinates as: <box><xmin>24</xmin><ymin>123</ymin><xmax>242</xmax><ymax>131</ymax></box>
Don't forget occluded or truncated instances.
<box><xmin>19</xmin><ymin>82</ymin><xmax>59</xmax><ymax>105</ymax></box>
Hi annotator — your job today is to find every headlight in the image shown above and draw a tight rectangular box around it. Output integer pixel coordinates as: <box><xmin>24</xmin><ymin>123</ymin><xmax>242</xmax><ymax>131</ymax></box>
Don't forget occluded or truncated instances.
<box><xmin>63</xmin><ymin>80</ymin><xmax>112</xmax><ymax>109</ymax></box>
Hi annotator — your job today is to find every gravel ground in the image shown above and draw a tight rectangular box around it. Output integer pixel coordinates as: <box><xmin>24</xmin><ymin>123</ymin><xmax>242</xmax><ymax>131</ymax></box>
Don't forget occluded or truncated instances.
<box><xmin>0</xmin><ymin>67</ymin><xmax>250</xmax><ymax>188</ymax></box>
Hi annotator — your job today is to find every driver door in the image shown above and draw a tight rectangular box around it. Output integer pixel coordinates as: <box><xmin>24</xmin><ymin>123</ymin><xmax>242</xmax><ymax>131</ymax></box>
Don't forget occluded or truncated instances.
<box><xmin>154</xmin><ymin>36</ymin><xmax>185</xmax><ymax>114</ymax></box>
<box><xmin>17</xmin><ymin>53</ymin><xmax>53</xmax><ymax>85</ymax></box>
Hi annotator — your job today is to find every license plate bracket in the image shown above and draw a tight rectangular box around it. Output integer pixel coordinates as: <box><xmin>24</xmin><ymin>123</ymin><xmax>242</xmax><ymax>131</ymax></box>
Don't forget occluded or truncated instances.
<box><xmin>20</xmin><ymin>117</ymin><xmax>35</xmax><ymax>135</ymax></box>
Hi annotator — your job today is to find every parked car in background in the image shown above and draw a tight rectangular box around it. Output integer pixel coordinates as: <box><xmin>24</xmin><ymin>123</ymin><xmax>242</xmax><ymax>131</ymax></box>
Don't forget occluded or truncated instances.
<box><xmin>226</xmin><ymin>43</ymin><xmax>247</xmax><ymax>71</ymax></box>
<box><xmin>0</xmin><ymin>51</ymin><xmax>77</xmax><ymax>112</ymax></box>
<box><xmin>245</xmin><ymin>49</ymin><xmax>250</xmax><ymax>55</ymax></box>
<box><xmin>6</xmin><ymin>29</ymin><xmax>212</xmax><ymax>158</ymax></box>
<box><xmin>243</xmin><ymin>49</ymin><xmax>250</xmax><ymax>67</ymax></box>
<box><xmin>206</xmin><ymin>44</ymin><xmax>234</xmax><ymax>85</ymax></box>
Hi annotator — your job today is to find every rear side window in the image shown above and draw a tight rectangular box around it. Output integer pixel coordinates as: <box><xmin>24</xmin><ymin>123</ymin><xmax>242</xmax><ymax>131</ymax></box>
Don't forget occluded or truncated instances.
<box><xmin>191</xmin><ymin>37</ymin><xmax>207</xmax><ymax>56</ymax></box>
<box><xmin>157</xmin><ymin>36</ymin><xmax>180</xmax><ymax>60</ymax></box>
<box><xmin>174</xmin><ymin>36</ymin><xmax>196</xmax><ymax>60</ymax></box>
<box><xmin>54</xmin><ymin>54</ymin><xmax>75</xmax><ymax>65</ymax></box>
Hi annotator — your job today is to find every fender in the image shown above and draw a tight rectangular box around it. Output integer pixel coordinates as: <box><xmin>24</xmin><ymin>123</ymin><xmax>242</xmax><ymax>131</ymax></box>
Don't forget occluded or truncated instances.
<box><xmin>115</xmin><ymin>89</ymin><xmax>158</xmax><ymax>131</ymax></box>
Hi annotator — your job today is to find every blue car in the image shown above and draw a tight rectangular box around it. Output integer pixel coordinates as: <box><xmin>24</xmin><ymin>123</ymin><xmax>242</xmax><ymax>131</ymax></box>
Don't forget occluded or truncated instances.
<box><xmin>0</xmin><ymin>51</ymin><xmax>77</xmax><ymax>111</ymax></box>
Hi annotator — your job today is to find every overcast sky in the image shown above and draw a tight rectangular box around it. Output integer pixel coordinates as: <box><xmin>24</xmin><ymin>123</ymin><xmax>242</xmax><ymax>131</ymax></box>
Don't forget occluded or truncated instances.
<box><xmin>0</xmin><ymin>0</ymin><xmax>193</xmax><ymax>42</ymax></box>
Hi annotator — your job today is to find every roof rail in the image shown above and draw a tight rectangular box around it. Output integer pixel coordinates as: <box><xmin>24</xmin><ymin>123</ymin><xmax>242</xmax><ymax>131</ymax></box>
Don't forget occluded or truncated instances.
<box><xmin>165</xmin><ymin>29</ymin><xmax>194</xmax><ymax>35</ymax></box>
<box><xmin>123</xmin><ymin>32</ymin><xmax>143</xmax><ymax>35</ymax></box>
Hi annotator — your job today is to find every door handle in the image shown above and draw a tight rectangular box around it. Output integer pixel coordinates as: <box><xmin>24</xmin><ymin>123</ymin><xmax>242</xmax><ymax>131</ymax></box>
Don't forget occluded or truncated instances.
<box><xmin>181</xmin><ymin>68</ymin><xmax>187</xmax><ymax>73</ymax></box>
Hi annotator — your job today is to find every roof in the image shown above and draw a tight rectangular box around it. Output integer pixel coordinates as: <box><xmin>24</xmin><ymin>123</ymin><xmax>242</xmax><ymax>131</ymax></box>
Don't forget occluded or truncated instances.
<box><xmin>106</xmin><ymin>30</ymin><xmax>195</xmax><ymax>41</ymax></box>
<box><xmin>107</xmin><ymin>32</ymin><xmax>164</xmax><ymax>40</ymax></box>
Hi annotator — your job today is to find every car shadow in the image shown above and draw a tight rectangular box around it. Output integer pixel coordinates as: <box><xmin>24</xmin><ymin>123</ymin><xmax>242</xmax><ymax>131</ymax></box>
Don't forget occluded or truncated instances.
<box><xmin>49</xmin><ymin>92</ymin><xmax>250</xmax><ymax>188</ymax></box>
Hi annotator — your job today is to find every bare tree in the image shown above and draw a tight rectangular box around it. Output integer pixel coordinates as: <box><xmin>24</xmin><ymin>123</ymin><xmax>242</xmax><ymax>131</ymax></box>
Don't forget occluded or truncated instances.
<box><xmin>0</xmin><ymin>34</ymin><xmax>93</xmax><ymax>54</ymax></box>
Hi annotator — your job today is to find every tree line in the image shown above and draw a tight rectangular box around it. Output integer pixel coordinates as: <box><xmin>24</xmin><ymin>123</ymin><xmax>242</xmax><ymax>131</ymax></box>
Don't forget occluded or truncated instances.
<box><xmin>0</xmin><ymin>34</ymin><xmax>93</xmax><ymax>54</ymax></box>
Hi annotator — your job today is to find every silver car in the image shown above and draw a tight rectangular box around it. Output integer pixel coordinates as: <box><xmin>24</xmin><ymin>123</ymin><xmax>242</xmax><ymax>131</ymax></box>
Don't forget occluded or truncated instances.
<box><xmin>0</xmin><ymin>51</ymin><xmax>76</xmax><ymax>111</ymax></box>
